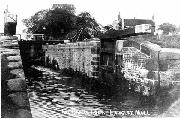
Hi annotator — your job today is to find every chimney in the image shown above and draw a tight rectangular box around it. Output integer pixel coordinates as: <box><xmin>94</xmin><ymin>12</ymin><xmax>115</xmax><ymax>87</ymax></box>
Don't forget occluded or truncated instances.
<box><xmin>152</xmin><ymin>14</ymin><xmax>155</xmax><ymax>21</ymax></box>
<box><xmin>119</xmin><ymin>12</ymin><xmax>124</xmax><ymax>30</ymax></box>
<box><xmin>152</xmin><ymin>14</ymin><xmax>156</xmax><ymax>34</ymax></box>
<box><xmin>118</xmin><ymin>12</ymin><xmax>121</xmax><ymax>22</ymax></box>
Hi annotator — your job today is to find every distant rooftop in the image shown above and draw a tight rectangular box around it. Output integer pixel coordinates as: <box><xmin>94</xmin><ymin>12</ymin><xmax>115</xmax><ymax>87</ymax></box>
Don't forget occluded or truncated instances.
<box><xmin>123</xmin><ymin>19</ymin><xmax>155</xmax><ymax>27</ymax></box>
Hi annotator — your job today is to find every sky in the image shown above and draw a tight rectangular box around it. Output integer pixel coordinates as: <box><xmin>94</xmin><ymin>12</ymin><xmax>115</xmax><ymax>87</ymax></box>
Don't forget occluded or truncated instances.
<box><xmin>1</xmin><ymin>0</ymin><xmax>180</xmax><ymax>34</ymax></box>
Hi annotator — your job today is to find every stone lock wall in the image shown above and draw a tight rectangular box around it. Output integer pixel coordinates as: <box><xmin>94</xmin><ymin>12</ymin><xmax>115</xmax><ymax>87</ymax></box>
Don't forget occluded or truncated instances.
<box><xmin>158</xmin><ymin>48</ymin><xmax>180</xmax><ymax>87</ymax></box>
<box><xmin>1</xmin><ymin>37</ymin><xmax>32</xmax><ymax>118</ymax></box>
<box><xmin>118</xmin><ymin>37</ymin><xmax>180</xmax><ymax>96</ymax></box>
<box><xmin>119</xmin><ymin>45</ymin><xmax>157</xmax><ymax>96</ymax></box>
<box><xmin>43</xmin><ymin>40</ymin><xmax>100</xmax><ymax>78</ymax></box>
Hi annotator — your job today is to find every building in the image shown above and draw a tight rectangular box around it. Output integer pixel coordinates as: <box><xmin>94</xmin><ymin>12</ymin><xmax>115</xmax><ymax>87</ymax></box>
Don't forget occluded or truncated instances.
<box><xmin>117</xmin><ymin>12</ymin><xmax>155</xmax><ymax>34</ymax></box>
<box><xmin>4</xmin><ymin>6</ymin><xmax>17</xmax><ymax>36</ymax></box>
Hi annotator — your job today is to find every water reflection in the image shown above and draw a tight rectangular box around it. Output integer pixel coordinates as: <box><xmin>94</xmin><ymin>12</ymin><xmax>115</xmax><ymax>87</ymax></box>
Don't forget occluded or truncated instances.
<box><xmin>27</xmin><ymin>66</ymin><xmax>159</xmax><ymax>118</ymax></box>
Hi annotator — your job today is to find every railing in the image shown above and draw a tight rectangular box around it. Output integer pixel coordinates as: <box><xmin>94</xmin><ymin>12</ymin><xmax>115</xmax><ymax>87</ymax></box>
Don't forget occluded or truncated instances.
<box><xmin>0</xmin><ymin>33</ymin><xmax>45</xmax><ymax>41</ymax></box>
<box><xmin>20</xmin><ymin>34</ymin><xmax>44</xmax><ymax>41</ymax></box>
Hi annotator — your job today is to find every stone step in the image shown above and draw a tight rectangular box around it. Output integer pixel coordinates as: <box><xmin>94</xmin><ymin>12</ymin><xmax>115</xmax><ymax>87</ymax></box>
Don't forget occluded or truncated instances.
<box><xmin>8</xmin><ymin>61</ymin><xmax>23</xmax><ymax>69</ymax></box>
<box><xmin>7</xmin><ymin>55</ymin><xmax>21</xmax><ymax>61</ymax></box>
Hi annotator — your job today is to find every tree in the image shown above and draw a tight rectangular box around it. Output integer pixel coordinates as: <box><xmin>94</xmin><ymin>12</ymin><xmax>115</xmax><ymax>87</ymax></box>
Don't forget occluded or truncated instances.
<box><xmin>23</xmin><ymin>5</ymin><xmax>103</xmax><ymax>41</ymax></box>
<box><xmin>22</xmin><ymin>9</ymin><xmax>48</xmax><ymax>34</ymax></box>
<box><xmin>76</xmin><ymin>12</ymin><xmax>101</xmax><ymax>37</ymax></box>
<box><xmin>158</xmin><ymin>23</ymin><xmax>176</xmax><ymax>35</ymax></box>
<box><xmin>23</xmin><ymin>4</ymin><xmax>76</xmax><ymax>39</ymax></box>
<box><xmin>65</xmin><ymin>11</ymin><xmax>102</xmax><ymax>42</ymax></box>
<box><xmin>43</xmin><ymin>7</ymin><xmax>76</xmax><ymax>38</ymax></box>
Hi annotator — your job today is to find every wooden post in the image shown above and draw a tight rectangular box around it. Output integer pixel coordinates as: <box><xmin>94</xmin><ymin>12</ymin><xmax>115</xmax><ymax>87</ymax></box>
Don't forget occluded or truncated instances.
<box><xmin>157</xmin><ymin>50</ymin><xmax>160</xmax><ymax>94</ymax></box>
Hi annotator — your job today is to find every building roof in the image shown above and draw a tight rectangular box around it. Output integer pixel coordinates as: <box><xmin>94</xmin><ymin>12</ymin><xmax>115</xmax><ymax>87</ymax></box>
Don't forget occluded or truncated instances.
<box><xmin>123</xmin><ymin>19</ymin><xmax>155</xmax><ymax>27</ymax></box>
<box><xmin>100</xmin><ymin>28</ymin><xmax>136</xmax><ymax>40</ymax></box>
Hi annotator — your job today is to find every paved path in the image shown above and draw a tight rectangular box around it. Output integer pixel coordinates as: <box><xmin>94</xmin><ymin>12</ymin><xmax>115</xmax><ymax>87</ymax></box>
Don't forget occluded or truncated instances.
<box><xmin>161</xmin><ymin>98</ymin><xmax>180</xmax><ymax>117</ymax></box>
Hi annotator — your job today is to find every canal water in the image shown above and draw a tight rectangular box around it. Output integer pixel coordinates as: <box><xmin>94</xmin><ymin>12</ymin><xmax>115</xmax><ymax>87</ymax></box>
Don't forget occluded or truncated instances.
<box><xmin>27</xmin><ymin>66</ymin><xmax>160</xmax><ymax>118</ymax></box>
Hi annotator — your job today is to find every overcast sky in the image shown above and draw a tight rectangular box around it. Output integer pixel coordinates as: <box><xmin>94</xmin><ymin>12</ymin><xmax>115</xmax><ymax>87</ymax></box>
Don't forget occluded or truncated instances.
<box><xmin>1</xmin><ymin>0</ymin><xmax>180</xmax><ymax>34</ymax></box>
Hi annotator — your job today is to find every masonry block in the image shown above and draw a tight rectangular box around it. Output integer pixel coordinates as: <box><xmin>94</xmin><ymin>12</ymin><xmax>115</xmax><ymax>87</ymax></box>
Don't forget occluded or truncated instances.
<box><xmin>7</xmin><ymin>56</ymin><xmax>21</xmax><ymax>61</ymax></box>
<box><xmin>8</xmin><ymin>61</ymin><xmax>22</xmax><ymax>69</ymax></box>
<box><xmin>7</xmin><ymin>78</ymin><xmax>27</xmax><ymax>91</ymax></box>
<box><xmin>16</xmin><ymin>109</ymin><xmax>32</xmax><ymax>118</ymax></box>
<box><xmin>8</xmin><ymin>92</ymin><xmax>29</xmax><ymax>107</ymax></box>
<box><xmin>159</xmin><ymin>59</ymin><xmax>168</xmax><ymax>71</ymax></box>
<box><xmin>10</xmin><ymin>69</ymin><xmax>25</xmax><ymax>79</ymax></box>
